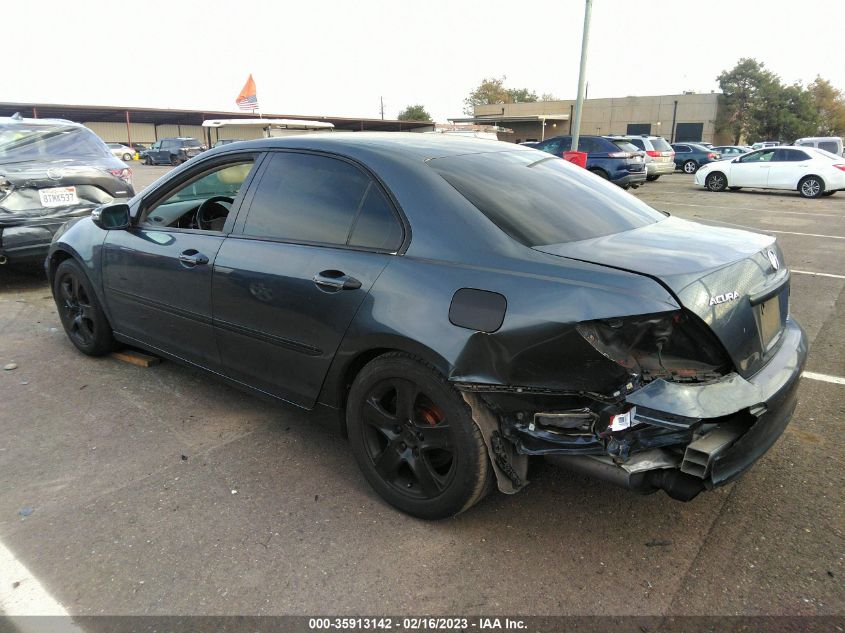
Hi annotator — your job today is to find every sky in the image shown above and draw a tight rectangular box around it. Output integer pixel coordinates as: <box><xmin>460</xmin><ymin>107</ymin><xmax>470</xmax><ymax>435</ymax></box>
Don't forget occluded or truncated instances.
<box><xmin>5</xmin><ymin>0</ymin><xmax>845</xmax><ymax>122</ymax></box>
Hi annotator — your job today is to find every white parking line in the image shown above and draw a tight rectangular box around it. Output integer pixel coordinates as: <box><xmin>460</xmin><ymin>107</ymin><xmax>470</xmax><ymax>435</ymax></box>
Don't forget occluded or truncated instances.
<box><xmin>0</xmin><ymin>540</ymin><xmax>81</xmax><ymax>624</ymax></box>
<box><xmin>768</xmin><ymin>230</ymin><xmax>845</xmax><ymax>239</ymax></box>
<box><xmin>803</xmin><ymin>371</ymin><xmax>845</xmax><ymax>386</ymax></box>
<box><xmin>792</xmin><ymin>270</ymin><xmax>845</xmax><ymax>280</ymax></box>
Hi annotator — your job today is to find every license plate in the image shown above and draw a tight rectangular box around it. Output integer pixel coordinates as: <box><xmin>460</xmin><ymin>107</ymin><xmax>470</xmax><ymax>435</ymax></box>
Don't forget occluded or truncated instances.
<box><xmin>758</xmin><ymin>295</ymin><xmax>782</xmax><ymax>348</ymax></box>
<box><xmin>39</xmin><ymin>186</ymin><xmax>79</xmax><ymax>208</ymax></box>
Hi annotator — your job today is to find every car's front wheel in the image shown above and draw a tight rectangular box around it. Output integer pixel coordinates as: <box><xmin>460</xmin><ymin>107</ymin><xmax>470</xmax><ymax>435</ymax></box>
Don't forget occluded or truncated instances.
<box><xmin>144</xmin><ymin>156</ymin><xmax>153</xmax><ymax>165</ymax></box>
<box><xmin>122</xmin><ymin>153</ymin><xmax>132</xmax><ymax>161</ymax></box>
<box><xmin>346</xmin><ymin>353</ymin><xmax>493</xmax><ymax>520</ymax></box>
<box><xmin>170</xmin><ymin>155</ymin><xmax>180</xmax><ymax>166</ymax></box>
<box><xmin>53</xmin><ymin>259</ymin><xmax>116</xmax><ymax>356</ymax></box>
<box><xmin>799</xmin><ymin>175</ymin><xmax>825</xmax><ymax>198</ymax></box>
<box><xmin>683</xmin><ymin>160</ymin><xmax>699</xmax><ymax>174</ymax></box>
<box><xmin>705</xmin><ymin>171</ymin><xmax>728</xmax><ymax>192</ymax></box>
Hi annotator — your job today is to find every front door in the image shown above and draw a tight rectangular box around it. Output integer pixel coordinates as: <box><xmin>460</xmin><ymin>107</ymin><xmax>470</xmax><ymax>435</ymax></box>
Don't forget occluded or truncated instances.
<box><xmin>730</xmin><ymin>149</ymin><xmax>776</xmax><ymax>187</ymax></box>
<box><xmin>102</xmin><ymin>154</ymin><xmax>260</xmax><ymax>370</ymax></box>
<box><xmin>212</xmin><ymin>151</ymin><xmax>405</xmax><ymax>408</ymax></box>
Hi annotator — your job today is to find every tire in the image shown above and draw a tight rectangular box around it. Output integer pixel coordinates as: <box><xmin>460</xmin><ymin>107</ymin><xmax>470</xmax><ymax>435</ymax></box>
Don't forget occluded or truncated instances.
<box><xmin>798</xmin><ymin>175</ymin><xmax>825</xmax><ymax>199</ymax></box>
<box><xmin>705</xmin><ymin>171</ymin><xmax>728</xmax><ymax>192</ymax></box>
<box><xmin>122</xmin><ymin>153</ymin><xmax>132</xmax><ymax>161</ymax></box>
<box><xmin>589</xmin><ymin>168</ymin><xmax>609</xmax><ymax>180</ymax></box>
<box><xmin>729</xmin><ymin>186</ymin><xmax>742</xmax><ymax>191</ymax></box>
<box><xmin>646</xmin><ymin>175</ymin><xmax>660</xmax><ymax>181</ymax></box>
<box><xmin>170</xmin><ymin>155</ymin><xmax>180</xmax><ymax>166</ymax></box>
<box><xmin>683</xmin><ymin>160</ymin><xmax>699</xmax><ymax>174</ymax></box>
<box><xmin>144</xmin><ymin>156</ymin><xmax>153</xmax><ymax>166</ymax></box>
<box><xmin>346</xmin><ymin>352</ymin><xmax>493</xmax><ymax>520</ymax></box>
<box><xmin>53</xmin><ymin>259</ymin><xmax>116</xmax><ymax>356</ymax></box>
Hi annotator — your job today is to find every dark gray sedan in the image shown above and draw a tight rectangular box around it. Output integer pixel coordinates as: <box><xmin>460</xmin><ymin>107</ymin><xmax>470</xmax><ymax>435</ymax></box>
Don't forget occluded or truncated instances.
<box><xmin>46</xmin><ymin>134</ymin><xmax>807</xmax><ymax>519</ymax></box>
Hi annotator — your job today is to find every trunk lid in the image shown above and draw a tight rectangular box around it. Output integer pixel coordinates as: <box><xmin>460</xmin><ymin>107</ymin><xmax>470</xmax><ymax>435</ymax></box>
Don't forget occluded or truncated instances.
<box><xmin>535</xmin><ymin>216</ymin><xmax>790</xmax><ymax>378</ymax></box>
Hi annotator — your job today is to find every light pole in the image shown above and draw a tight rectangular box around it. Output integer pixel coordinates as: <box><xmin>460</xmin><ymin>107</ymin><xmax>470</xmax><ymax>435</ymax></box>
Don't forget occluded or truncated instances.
<box><xmin>571</xmin><ymin>0</ymin><xmax>593</xmax><ymax>152</ymax></box>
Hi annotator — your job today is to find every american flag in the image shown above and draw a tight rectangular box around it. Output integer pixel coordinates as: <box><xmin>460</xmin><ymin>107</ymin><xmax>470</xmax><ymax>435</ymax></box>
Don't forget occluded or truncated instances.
<box><xmin>236</xmin><ymin>74</ymin><xmax>259</xmax><ymax>111</ymax></box>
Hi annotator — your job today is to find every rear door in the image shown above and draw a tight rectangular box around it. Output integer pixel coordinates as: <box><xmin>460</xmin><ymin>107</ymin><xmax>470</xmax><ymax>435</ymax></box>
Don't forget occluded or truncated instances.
<box><xmin>102</xmin><ymin>153</ymin><xmax>260</xmax><ymax>370</ymax></box>
<box><xmin>768</xmin><ymin>148</ymin><xmax>811</xmax><ymax>189</ymax></box>
<box><xmin>729</xmin><ymin>149</ymin><xmax>776</xmax><ymax>187</ymax></box>
<box><xmin>212</xmin><ymin>150</ymin><xmax>405</xmax><ymax>408</ymax></box>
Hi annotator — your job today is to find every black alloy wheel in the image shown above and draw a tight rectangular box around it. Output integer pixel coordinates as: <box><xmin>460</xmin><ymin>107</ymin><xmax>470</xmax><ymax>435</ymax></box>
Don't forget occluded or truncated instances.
<box><xmin>53</xmin><ymin>259</ymin><xmax>115</xmax><ymax>356</ymax></box>
<box><xmin>347</xmin><ymin>353</ymin><xmax>492</xmax><ymax>519</ymax></box>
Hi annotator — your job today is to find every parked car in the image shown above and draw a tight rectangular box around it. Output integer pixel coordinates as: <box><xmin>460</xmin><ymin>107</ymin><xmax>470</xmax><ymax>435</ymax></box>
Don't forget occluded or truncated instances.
<box><xmin>712</xmin><ymin>145</ymin><xmax>753</xmax><ymax>160</ymax></box>
<box><xmin>0</xmin><ymin>115</ymin><xmax>134</xmax><ymax>264</ymax></box>
<box><xmin>695</xmin><ymin>145</ymin><xmax>845</xmax><ymax>198</ymax></box>
<box><xmin>751</xmin><ymin>141</ymin><xmax>781</xmax><ymax>150</ymax></box>
<box><xmin>671</xmin><ymin>143</ymin><xmax>721</xmax><ymax>173</ymax></box>
<box><xmin>47</xmin><ymin>134</ymin><xmax>806</xmax><ymax>519</ymax></box>
<box><xmin>533</xmin><ymin>135</ymin><xmax>647</xmax><ymax>188</ymax></box>
<box><xmin>106</xmin><ymin>143</ymin><xmax>135</xmax><ymax>162</ymax></box>
<box><xmin>213</xmin><ymin>139</ymin><xmax>243</xmax><ymax>148</ymax></box>
<box><xmin>613</xmin><ymin>135</ymin><xmax>675</xmax><ymax>181</ymax></box>
<box><xmin>141</xmin><ymin>137</ymin><xmax>206</xmax><ymax>165</ymax></box>
<box><xmin>793</xmin><ymin>136</ymin><xmax>844</xmax><ymax>157</ymax></box>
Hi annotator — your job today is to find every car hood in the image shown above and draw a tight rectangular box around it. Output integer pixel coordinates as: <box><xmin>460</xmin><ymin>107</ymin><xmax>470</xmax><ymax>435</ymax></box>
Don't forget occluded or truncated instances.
<box><xmin>535</xmin><ymin>216</ymin><xmax>789</xmax><ymax>378</ymax></box>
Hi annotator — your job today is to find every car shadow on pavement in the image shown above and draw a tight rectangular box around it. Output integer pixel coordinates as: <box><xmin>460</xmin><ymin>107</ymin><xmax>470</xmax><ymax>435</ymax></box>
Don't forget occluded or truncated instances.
<box><xmin>0</xmin><ymin>262</ymin><xmax>50</xmax><ymax>292</ymax></box>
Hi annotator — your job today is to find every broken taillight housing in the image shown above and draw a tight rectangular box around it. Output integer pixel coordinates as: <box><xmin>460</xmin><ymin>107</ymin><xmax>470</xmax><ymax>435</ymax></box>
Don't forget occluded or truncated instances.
<box><xmin>109</xmin><ymin>167</ymin><xmax>132</xmax><ymax>185</ymax></box>
<box><xmin>576</xmin><ymin>311</ymin><xmax>732</xmax><ymax>383</ymax></box>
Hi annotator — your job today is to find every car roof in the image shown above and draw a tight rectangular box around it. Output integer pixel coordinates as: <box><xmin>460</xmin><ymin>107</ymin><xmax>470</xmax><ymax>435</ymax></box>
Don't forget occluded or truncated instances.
<box><xmin>0</xmin><ymin>116</ymin><xmax>82</xmax><ymax>127</ymax></box>
<box><xmin>210</xmin><ymin>132</ymin><xmax>534</xmax><ymax>161</ymax></box>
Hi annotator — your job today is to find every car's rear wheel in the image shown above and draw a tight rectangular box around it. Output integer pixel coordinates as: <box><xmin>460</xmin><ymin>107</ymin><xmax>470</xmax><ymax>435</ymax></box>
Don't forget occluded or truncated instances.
<box><xmin>122</xmin><ymin>153</ymin><xmax>132</xmax><ymax>161</ymax></box>
<box><xmin>705</xmin><ymin>172</ymin><xmax>728</xmax><ymax>192</ymax></box>
<box><xmin>170</xmin><ymin>155</ymin><xmax>180</xmax><ymax>166</ymax></box>
<box><xmin>53</xmin><ymin>259</ymin><xmax>115</xmax><ymax>356</ymax></box>
<box><xmin>799</xmin><ymin>176</ymin><xmax>824</xmax><ymax>198</ymax></box>
<box><xmin>683</xmin><ymin>160</ymin><xmax>699</xmax><ymax>174</ymax></box>
<box><xmin>346</xmin><ymin>353</ymin><xmax>493</xmax><ymax>520</ymax></box>
<box><xmin>646</xmin><ymin>175</ymin><xmax>660</xmax><ymax>181</ymax></box>
<box><xmin>589</xmin><ymin>168</ymin><xmax>609</xmax><ymax>180</ymax></box>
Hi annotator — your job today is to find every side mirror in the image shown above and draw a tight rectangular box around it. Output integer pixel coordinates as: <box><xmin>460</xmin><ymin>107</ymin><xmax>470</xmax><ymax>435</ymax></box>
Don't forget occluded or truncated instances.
<box><xmin>92</xmin><ymin>203</ymin><xmax>131</xmax><ymax>230</ymax></box>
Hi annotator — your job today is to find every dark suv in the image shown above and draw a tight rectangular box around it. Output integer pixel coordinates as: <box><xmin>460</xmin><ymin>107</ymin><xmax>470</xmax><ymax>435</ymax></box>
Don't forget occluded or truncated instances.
<box><xmin>142</xmin><ymin>137</ymin><xmax>205</xmax><ymax>166</ymax></box>
<box><xmin>532</xmin><ymin>135</ymin><xmax>647</xmax><ymax>188</ymax></box>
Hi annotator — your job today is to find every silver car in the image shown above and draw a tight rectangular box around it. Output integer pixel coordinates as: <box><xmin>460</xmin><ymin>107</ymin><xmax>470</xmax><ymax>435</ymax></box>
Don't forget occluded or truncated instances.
<box><xmin>619</xmin><ymin>135</ymin><xmax>676</xmax><ymax>181</ymax></box>
<box><xmin>106</xmin><ymin>143</ymin><xmax>134</xmax><ymax>162</ymax></box>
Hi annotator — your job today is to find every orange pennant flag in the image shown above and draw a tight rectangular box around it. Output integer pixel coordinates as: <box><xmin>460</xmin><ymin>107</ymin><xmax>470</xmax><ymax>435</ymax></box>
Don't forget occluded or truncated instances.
<box><xmin>236</xmin><ymin>74</ymin><xmax>259</xmax><ymax>111</ymax></box>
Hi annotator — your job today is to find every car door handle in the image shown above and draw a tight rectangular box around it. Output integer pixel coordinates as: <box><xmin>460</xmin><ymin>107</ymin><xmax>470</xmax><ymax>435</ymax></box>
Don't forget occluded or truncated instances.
<box><xmin>313</xmin><ymin>270</ymin><xmax>362</xmax><ymax>291</ymax></box>
<box><xmin>178</xmin><ymin>250</ymin><xmax>209</xmax><ymax>267</ymax></box>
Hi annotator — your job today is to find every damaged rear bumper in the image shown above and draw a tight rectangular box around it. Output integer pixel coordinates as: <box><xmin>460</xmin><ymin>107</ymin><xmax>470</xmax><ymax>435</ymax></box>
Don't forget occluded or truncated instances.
<box><xmin>462</xmin><ymin>318</ymin><xmax>807</xmax><ymax>501</ymax></box>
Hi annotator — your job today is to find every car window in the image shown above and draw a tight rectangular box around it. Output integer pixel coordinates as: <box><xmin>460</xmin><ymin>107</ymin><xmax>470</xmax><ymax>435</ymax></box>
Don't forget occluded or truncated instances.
<box><xmin>650</xmin><ymin>138</ymin><xmax>673</xmax><ymax>151</ymax></box>
<box><xmin>740</xmin><ymin>150</ymin><xmax>776</xmax><ymax>163</ymax></box>
<box><xmin>612</xmin><ymin>140</ymin><xmax>640</xmax><ymax>153</ymax></box>
<box><xmin>429</xmin><ymin>151</ymin><xmax>666</xmax><ymax>247</ymax></box>
<box><xmin>536</xmin><ymin>138</ymin><xmax>564</xmax><ymax>155</ymax></box>
<box><xmin>819</xmin><ymin>141</ymin><xmax>839</xmax><ymax>153</ymax></box>
<box><xmin>774</xmin><ymin>149</ymin><xmax>810</xmax><ymax>162</ymax></box>
<box><xmin>181</xmin><ymin>139</ymin><xmax>202</xmax><ymax>148</ymax></box>
<box><xmin>628</xmin><ymin>139</ymin><xmax>646</xmax><ymax>150</ymax></box>
<box><xmin>348</xmin><ymin>184</ymin><xmax>403</xmax><ymax>251</ymax></box>
<box><xmin>243</xmin><ymin>152</ymin><xmax>371</xmax><ymax>245</ymax></box>
<box><xmin>142</xmin><ymin>159</ymin><xmax>255</xmax><ymax>229</ymax></box>
<box><xmin>674</xmin><ymin>145</ymin><xmax>690</xmax><ymax>153</ymax></box>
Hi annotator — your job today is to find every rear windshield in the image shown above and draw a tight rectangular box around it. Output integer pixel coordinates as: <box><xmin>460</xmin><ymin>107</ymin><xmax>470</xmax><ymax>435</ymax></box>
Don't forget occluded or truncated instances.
<box><xmin>0</xmin><ymin>123</ymin><xmax>111</xmax><ymax>162</ymax></box>
<box><xmin>429</xmin><ymin>151</ymin><xmax>666</xmax><ymax>247</ymax></box>
<box><xmin>650</xmin><ymin>138</ymin><xmax>673</xmax><ymax>151</ymax></box>
<box><xmin>612</xmin><ymin>140</ymin><xmax>640</xmax><ymax>152</ymax></box>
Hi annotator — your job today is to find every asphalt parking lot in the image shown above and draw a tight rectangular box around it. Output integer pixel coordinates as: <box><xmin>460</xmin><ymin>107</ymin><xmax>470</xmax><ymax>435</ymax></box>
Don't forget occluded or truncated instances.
<box><xmin>0</xmin><ymin>165</ymin><xmax>843</xmax><ymax>617</ymax></box>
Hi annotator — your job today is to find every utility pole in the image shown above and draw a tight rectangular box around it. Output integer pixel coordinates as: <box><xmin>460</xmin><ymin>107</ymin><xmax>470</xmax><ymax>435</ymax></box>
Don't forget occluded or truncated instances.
<box><xmin>380</xmin><ymin>96</ymin><xmax>384</xmax><ymax>120</ymax></box>
<box><xmin>571</xmin><ymin>0</ymin><xmax>593</xmax><ymax>152</ymax></box>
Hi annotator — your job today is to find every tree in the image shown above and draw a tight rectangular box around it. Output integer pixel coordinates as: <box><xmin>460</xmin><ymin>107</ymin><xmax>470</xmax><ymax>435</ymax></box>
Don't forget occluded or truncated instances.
<box><xmin>463</xmin><ymin>76</ymin><xmax>511</xmax><ymax>115</ymax></box>
<box><xmin>507</xmin><ymin>88</ymin><xmax>538</xmax><ymax>103</ymax></box>
<box><xmin>807</xmin><ymin>76</ymin><xmax>845</xmax><ymax>136</ymax></box>
<box><xmin>397</xmin><ymin>105</ymin><xmax>432</xmax><ymax>122</ymax></box>
<box><xmin>716</xmin><ymin>58</ymin><xmax>779</xmax><ymax>144</ymax></box>
<box><xmin>755</xmin><ymin>82</ymin><xmax>819</xmax><ymax>141</ymax></box>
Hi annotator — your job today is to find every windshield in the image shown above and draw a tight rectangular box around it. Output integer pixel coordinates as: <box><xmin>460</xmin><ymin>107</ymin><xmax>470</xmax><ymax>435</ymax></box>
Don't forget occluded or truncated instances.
<box><xmin>429</xmin><ymin>150</ymin><xmax>666</xmax><ymax>247</ymax></box>
<box><xmin>0</xmin><ymin>123</ymin><xmax>111</xmax><ymax>163</ymax></box>
<box><xmin>650</xmin><ymin>138</ymin><xmax>673</xmax><ymax>151</ymax></box>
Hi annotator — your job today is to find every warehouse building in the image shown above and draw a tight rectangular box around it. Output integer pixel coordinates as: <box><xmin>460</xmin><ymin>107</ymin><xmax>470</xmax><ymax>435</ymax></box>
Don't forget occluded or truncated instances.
<box><xmin>450</xmin><ymin>93</ymin><xmax>730</xmax><ymax>145</ymax></box>
<box><xmin>0</xmin><ymin>102</ymin><xmax>434</xmax><ymax>146</ymax></box>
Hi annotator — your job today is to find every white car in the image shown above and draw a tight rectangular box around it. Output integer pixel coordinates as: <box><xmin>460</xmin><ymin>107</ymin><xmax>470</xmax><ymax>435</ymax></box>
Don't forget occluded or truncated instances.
<box><xmin>695</xmin><ymin>146</ymin><xmax>845</xmax><ymax>198</ymax></box>
<box><xmin>106</xmin><ymin>143</ymin><xmax>134</xmax><ymax>161</ymax></box>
